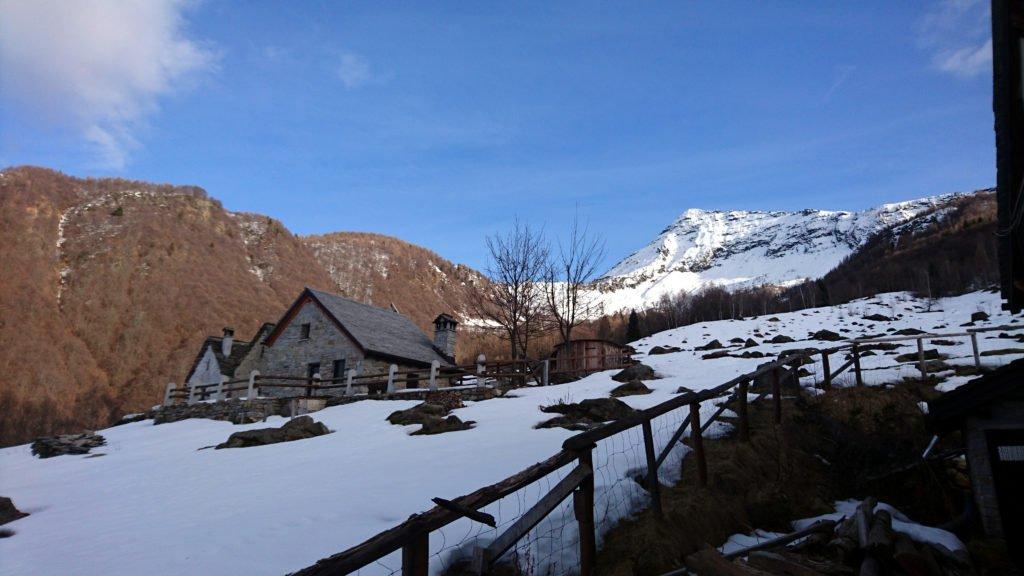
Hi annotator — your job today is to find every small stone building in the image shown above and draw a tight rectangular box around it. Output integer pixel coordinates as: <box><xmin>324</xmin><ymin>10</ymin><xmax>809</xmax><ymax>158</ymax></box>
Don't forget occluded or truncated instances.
<box><xmin>928</xmin><ymin>359</ymin><xmax>1024</xmax><ymax>554</ymax></box>
<box><xmin>549</xmin><ymin>339</ymin><xmax>633</xmax><ymax>375</ymax></box>
<box><xmin>185</xmin><ymin>323</ymin><xmax>276</xmax><ymax>389</ymax></box>
<box><xmin>255</xmin><ymin>287</ymin><xmax>457</xmax><ymax>395</ymax></box>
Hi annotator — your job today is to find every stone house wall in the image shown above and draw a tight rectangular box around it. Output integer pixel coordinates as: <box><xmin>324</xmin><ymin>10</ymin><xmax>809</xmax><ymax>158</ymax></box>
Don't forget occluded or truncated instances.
<box><xmin>188</xmin><ymin>346</ymin><xmax>222</xmax><ymax>388</ymax></box>
<box><xmin>256</xmin><ymin>301</ymin><xmax>427</xmax><ymax>396</ymax></box>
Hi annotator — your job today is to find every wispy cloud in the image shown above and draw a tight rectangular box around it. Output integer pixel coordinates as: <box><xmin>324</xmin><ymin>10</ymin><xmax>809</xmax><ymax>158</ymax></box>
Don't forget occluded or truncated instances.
<box><xmin>0</xmin><ymin>0</ymin><xmax>216</xmax><ymax>168</ymax></box>
<box><xmin>918</xmin><ymin>0</ymin><xmax>991</xmax><ymax>78</ymax></box>
<box><xmin>336</xmin><ymin>51</ymin><xmax>372</xmax><ymax>89</ymax></box>
<box><xmin>823</xmin><ymin>65</ymin><xmax>856</xmax><ymax>103</ymax></box>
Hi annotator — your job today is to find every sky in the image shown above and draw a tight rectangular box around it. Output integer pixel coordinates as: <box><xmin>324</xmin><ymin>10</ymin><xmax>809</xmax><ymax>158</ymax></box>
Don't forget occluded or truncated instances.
<box><xmin>0</xmin><ymin>0</ymin><xmax>995</xmax><ymax>272</ymax></box>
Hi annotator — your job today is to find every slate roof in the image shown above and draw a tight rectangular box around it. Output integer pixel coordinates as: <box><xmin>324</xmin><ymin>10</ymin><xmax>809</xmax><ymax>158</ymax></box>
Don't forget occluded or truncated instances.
<box><xmin>306</xmin><ymin>288</ymin><xmax>453</xmax><ymax>366</ymax></box>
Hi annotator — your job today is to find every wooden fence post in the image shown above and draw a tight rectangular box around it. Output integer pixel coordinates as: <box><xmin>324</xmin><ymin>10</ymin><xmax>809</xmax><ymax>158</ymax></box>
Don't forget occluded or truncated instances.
<box><xmin>917</xmin><ymin>337</ymin><xmax>927</xmax><ymax>378</ymax></box>
<box><xmin>737</xmin><ymin>380</ymin><xmax>749</xmax><ymax>442</ymax></box>
<box><xmin>429</xmin><ymin>360</ymin><xmax>440</xmax><ymax>391</ymax></box>
<box><xmin>971</xmin><ymin>332</ymin><xmax>981</xmax><ymax>369</ymax></box>
<box><xmin>248</xmin><ymin>370</ymin><xmax>259</xmax><ymax>400</ymax></box>
<box><xmin>853</xmin><ymin>344</ymin><xmax>864</xmax><ymax>387</ymax></box>
<box><xmin>401</xmin><ymin>532</ymin><xmax>429</xmax><ymax>576</ymax></box>
<box><xmin>188</xmin><ymin>382</ymin><xmax>196</xmax><ymax>405</ymax></box>
<box><xmin>217</xmin><ymin>375</ymin><xmax>226</xmax><ymax>401</ymax></box>
<box><xmin>345</xmin><ymin>369</ymin><xmax>354</xmax><ymax>396</ymax></box>
<box><xmin>387</xmin><ymin>364</ymin><xmax>397</xmax><ymax>393</ymax></box>
<box><xmin>476</xmin><ymin>354</ymin><xmax>486</xmax><ymax>387</ymax></box>
<box><xmin>573</xmin><ymin>448</ymin><xmax>597</xmax><ymax>576</ymax></box>
<box><xmin>641</xmin><ymin>418</ymin><xmax>663</xmax><ymax>517</ymax></box>
<box><xmin>164</xmin><ymin>382</ymin><xmax>175</xmax><ymax>405</ymax></box>
<box><xmin>821</xmin><ymin>351</ymin><xmax>832</xmax><ymax>388</ymax></box>
<box><xmin>689</xmin><ymin>401</ymin><xmax>708</xmax><ymax>486</ymax></box>
<box><xmin>543</xmin><ymin>359</ymin><xmax>550</xmax><ymax>386</ymax></box>
<box><xmin>771</xmin><ymin>367</ymin><xmax>782</xmax><ymax>425</ymax></box>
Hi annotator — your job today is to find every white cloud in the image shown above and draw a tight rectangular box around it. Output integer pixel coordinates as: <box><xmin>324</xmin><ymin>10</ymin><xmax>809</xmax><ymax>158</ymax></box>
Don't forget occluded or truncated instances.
<box><xmin>0</xmin><ymin>0</ymin><xmax>216</xmax><ymax>168</ymax></box>
<box><xmin>918</xmin><ymin>0</ymin><xmax>991</xmax><ymax>79</ymax></box>
<box><xmin>336</xmin><ymin>52</ymin><xmax>371</xmax><ymax>89</ymax></box>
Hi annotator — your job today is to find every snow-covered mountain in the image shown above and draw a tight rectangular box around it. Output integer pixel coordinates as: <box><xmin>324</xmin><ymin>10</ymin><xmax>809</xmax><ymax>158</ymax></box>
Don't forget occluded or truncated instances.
<box><xmin>591</xmin><ymin>193</ymin><xmax>967</xmax><ymax>312</ymax></box>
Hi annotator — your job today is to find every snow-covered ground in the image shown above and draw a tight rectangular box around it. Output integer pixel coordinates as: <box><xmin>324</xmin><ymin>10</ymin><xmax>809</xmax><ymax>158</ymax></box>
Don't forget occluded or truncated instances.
<box><xmin>1</xmin><ymin>290</ymin><xmax>1019</xmax><ymax>576</ymax></box>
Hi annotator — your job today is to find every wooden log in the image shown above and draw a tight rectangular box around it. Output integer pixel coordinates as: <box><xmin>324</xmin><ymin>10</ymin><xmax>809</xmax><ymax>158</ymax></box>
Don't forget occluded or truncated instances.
<box><xmin>641</xmin><ymin>419</ymin><xmax>663</xmax><ymax>517</ymax></box>
<box><xmin>573</xmin><ymin>450</ymin><xmax>596</xmax><ymax>576</ymax></box>
<box><xmin>855</xmin><ymin>497</ymin><xmax>877</xmax><ymax>549</ymax></box>
<box><xmin>821</xmin><ymin>351</ymin><xmax>832</xmax><ymax>388</ymax></box>
<box><xmin>430</xmin><ymin>498</ymin><xmax>495</xmax><ymax>527</ymax></box>
<box><xmin>893</xmin><ymin>534</ymin><xmax>943</xmax><ymax>576</ymax></box>
<box><xmin>689</xmin><ymin>401</ymin><xmax>707</xmax><ymax>486</ymax></box>
<box><xmin>970</xmin><ymin>332</ymin><xmax>981</xmax><ymax>368</ymax></box>
<box><xmin>746</xmin><ymin>551</ymin><xmax>822</xmax><ymax>576</ymax></box>
<box><xmin>866</xmin><ymin>510</ymin><xmax>894</xmax><ymax>556</ymax></box>
<box><xmin>401</xmin><ymin>532</ymin><xmax>428</xmax><ymax>576</ymax></box>
<box><xmin>737</xmin><ymin>380</ymin><xmax>749</xmax><ymax>442</ymax></box>
<box><xmin>917</xmin><ymin>338</ymin><xmax>927</xmax><ymax>378</ymax></box>
<box><xmin>722</xmin><ymin>519</ymin><xmax>838</xmax><ymax>559</ymax></box>
<box><xmin>682</xmin><ymin>547</ymin><xmax>747</xmax><ymax>576</ymax></box>
<box><xmin>859</xmin><ymin>557</ymin><xmax>881</xmax><ymax>576</ymax></box>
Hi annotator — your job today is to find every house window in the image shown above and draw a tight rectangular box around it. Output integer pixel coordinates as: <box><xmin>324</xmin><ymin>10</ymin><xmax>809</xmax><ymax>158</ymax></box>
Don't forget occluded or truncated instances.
<box><xmin>300</xmin><ymin>323</ymin><xmax>311</xmax><ymax>339</ymax></box>
<box><xmin>333</xmin><ymin>359</ymin><xmax>347</xmax><ymax>379</ymax></box>
<box><xmin>307</xmin><ymin>362</ymin><xmax>320</xmax><ymax>381</ymax></box>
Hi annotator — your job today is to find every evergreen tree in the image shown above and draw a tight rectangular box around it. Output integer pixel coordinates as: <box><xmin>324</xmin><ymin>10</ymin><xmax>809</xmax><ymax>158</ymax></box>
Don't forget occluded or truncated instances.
<box><xmin>626</xmin><ymin>309</ymin><xmax>641</xmax><ymax>342</ymax></box>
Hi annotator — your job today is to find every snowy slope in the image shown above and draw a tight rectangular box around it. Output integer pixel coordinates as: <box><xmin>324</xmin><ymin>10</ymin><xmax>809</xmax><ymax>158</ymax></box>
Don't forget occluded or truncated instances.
<box><xmin>592</xmin><ymin>194</ymin><xmax>964</xmax><ymax>312</ymax></box>
<box><xmin>0</xmin><ymin>290</ymin><xmax>1019</xmax><ymax>576</ymax></box>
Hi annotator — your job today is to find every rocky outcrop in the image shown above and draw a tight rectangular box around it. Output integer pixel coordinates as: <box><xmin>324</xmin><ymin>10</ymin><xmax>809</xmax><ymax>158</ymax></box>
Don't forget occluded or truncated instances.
<box><xmin>648</xmin><ymin>345</ymin><xmax>681</xmax><ymax>355</ymax></box>
<box><xmin>612</xmin><ymin>363</ymin><xmax>656</xmax><ymax>382</ymax></box>
<box><xmin>412</xmin><ymin>416</ymin><xmax>475</xmax><ymax>435</ymax></box>
<box><xmin>387</xmin><ymin>402</ymin><xmax>475</xmax><ymax>435</ymax></box>
<box><xmin>31</xmin><ymin>433</ymin><xmax>106</xmax><ymax>458</ymax></box>
<box><xmin>215</xmin><ymin>416</ymin><xmax>330</xmax><ymax>449</ymax></box>
<box><xmin>0</xmin><ymin>497</ymin><xmax>28</xmax><ymax>526</ymax></box>
<box><xmin>610</xmin><ymin>380</ymin><xmax>653</xmax><ymax>397</ymax></box>
<box><xmin>768</xmin><ymin>334</ymin><xmax>795</xmax><ymax>344</ymax></box>
<box><xmin>809</xmin><ymin>329</ymin><xmax>843</xmax><ymax>342</ymax></box>
<box><xmin>537</xmin><ymin>398</ymin><xmax>636</xmax><ymax>431</ymax></box>
<box><xmin>695</xmin><ymin>339</ymin><xmax>724</xmax><ymax>351</ymax></box>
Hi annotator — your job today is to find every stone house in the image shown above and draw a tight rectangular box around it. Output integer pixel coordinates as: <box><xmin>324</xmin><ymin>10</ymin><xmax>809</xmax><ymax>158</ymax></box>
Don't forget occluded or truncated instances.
<box><xmin>185</xmin><ymin>323</ymin><xmax>276</xmax><ymax>389</ymax></box>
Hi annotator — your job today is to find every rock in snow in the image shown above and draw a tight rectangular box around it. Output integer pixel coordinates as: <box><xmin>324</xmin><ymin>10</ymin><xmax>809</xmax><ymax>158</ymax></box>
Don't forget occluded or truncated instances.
<box><xmin>30</xmin><ymin>433</ymin><xmax>106</xmax><ymax>458</ymax></box>
<box><xmin>215</xmin><ymin>416</ymin><xmax>329</xmax><ymax>449</ymax></box>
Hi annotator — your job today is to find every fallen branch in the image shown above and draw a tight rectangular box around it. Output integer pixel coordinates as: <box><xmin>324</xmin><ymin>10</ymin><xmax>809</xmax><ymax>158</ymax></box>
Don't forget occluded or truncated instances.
<box><xmin>722</xmin><ymin>518</ymin><xmax>840</xmax><ymax>560</ymax></box>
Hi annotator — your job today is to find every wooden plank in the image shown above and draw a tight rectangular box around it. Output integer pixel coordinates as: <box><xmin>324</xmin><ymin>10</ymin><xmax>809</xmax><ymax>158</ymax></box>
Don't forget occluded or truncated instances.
<box><xmin>401</xmin><ymin>532</ymin><xmax>428</xmax><ymax>576</ymax></box>
<box><xmin>641</xmin><ymin>419</ymin><xmax>663</xmax><ymax>517</ymax></box>
<box><xmin>689</xmin><ymin>401</ymin><xmax>707</xmax><ymax>486</ymax></box>
<box><xmin>916</xmin><ymin>337</ymin><xmax>927</xmax><ymax>378</ymax></box>
<box><xmin>853</xmin><ymin>344</ymin><xmax>864</xmax><ymax>387</ymax></box>
<box><xmin>573</xmin><ymin>450</ymin><xmax>596</xmax><ymax>576</ymax></box>
<box><xmin>829</xmin><ymin>357</ymin><xmax>855</xmax><ymax>381</ymax></box>
<box><xmin>483</xmin><ymin>462</ymin><xmax>592</xmax><ymax>564</ymax></box>
<box><xmin>653</xmin><ymin>414</ymin><xmax>691</xmax><ymax>471</ymax></box>
<box><xmin>700</xmin><ymin>395</ymin><xmax>734</xmax><ymax>435</ymax></box>
<box><xmin>430</xmin><ymin>497</ymin><xmax>496</xmax><ymax>527</ymax></box>
<box><xmin>722</xmin><ymin>519</ymin><xmax>838</xmax><ymax>559</ymax></box>
<box><xmin>821</xmin><ymin>352</ymin><xmax>832</xmax><ymax>388</ymax></box>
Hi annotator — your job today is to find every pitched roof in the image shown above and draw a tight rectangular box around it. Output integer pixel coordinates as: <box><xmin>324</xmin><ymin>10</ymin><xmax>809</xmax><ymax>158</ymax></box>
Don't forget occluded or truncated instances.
<box><xmin>927</xmin><ymin>358</ymin><xmax>1024</xmax><ymax>433</ymax></box>
<box><xmin>305</xmin><ymin>288</ymin><xmax>452</xmax><ymax>366</ymax></box>
<box><xmin>184</xmin><ymin>323</ymin><xmax>276</xmax><ymax>382</ymax></box>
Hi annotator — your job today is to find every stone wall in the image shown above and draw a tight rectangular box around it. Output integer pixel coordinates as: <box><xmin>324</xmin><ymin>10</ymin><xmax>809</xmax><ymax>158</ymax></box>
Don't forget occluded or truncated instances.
<box><xmin>188</xmin><ymin>346</ymin><xmax>222</xmax><ymax>388</ymax></box>
<box><xmin>151</xmin><ymin>398</ymin><xmax>291</xmax><ymax>425</ymax></box>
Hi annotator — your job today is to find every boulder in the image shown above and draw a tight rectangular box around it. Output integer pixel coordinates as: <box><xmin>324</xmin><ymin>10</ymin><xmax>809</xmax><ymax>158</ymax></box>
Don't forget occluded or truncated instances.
<box><xmin>728</xmin><ymin>337</ymin><xmax>746</xmax><ymax>344</ymax></box>
<box><xmin>739</xmin><ymin>350</ymin><xmax>766</xmax><ymax>358</ymax></box>
<box><xmin>768</xmin><ymin>334</ymin><xmax>795</xmax><ymax>344</ymax></box>
<box><xmin>647</xmin><ymin>345</ymin><xmax>681</xmax><ymax>355</ymax></box>
<box><xmin>215</xmin><ymin>416</ymin><xmax>330</xmax><ymax>449</ymax></box>
<box><xmin>694</xmin><ymin>339</ymin><xmax>724</xmax><ymax>351</ymax></box>
<box><xmin>610</xmin><ymin>380</ymin><xmax>653</xmax><ymax>397</ymax></box>
<box><xmin>611</xmin><ymin>363</ymin><xmax>656</xmax><ymax>382</ymax></box>
<box><xmin>537</xmin><ymin>398</ymin><xmax>636</xmax><ymax>430</ymax></box>
<box><xmin>971</xmin><ymin>311</ymin><xmax>990</xmax><ymax>322</ymax></box>
<box><xmin>894</xmin><ymin>328</ymin><xmax>925</xmax><ymax>336</ymax></box>
<box><xmin>412</xmin><ymin>415</ymin><xmax>475</xmax><ymax>435</ymax></box>
<box><xmin>895</xmin><ymin>349</ymin><xmax>942</xmax><ymax>362</ymax></box>
<box><xmin>809</xmin><ymin>329</ymin><xmax>843</xmax><ymax>342</ymax></box>
<box><xmin>31</xmin><ymin>433</ymin><xmax>106</xmax><ymax>458</ymax></box>
<box><xmin>863</xmin><ymin>313</ymin><xmax>892</xmax><ymax>322</ymax></box>
<box><xmin>701</xmin><ymin>350</ymin><xmax>732</xmax><ymax>360</ymax></box>
<box><xmin>744</xmin><ymin>338</ymin><xmax>758</xmax><ymax>348</ymax></box>
<box><xmin>0</xmin><ymin>497</ymin><xmax>28</xmax><ymax>526</ymax></box>
<box><xmin>387</xmin><ymin>403</ymin><xmax>449</xmax><ymax>426</ymax></box>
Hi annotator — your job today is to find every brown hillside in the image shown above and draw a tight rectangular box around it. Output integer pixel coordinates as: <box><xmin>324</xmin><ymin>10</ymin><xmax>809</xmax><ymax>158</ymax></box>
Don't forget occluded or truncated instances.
<box><xmin>0</xmin><ymin>167</ymin><xmax>486</xmax><ymax>446</ymax></box>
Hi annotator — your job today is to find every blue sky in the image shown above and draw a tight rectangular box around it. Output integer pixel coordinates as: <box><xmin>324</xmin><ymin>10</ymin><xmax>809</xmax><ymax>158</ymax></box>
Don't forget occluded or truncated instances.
<box><xmin>0</xmin><ymin>1</ymin><xmax>994</xmax><ymax>272</ymax></box>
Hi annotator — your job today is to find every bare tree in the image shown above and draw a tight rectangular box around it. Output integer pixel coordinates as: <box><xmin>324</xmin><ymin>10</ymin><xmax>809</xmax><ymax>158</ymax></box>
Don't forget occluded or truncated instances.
<box><xmin>544</xmin><ymin>214</ymin><xmax>606</xmax><ymax>350</ymax></box>
<box><xmin>474</xmin><ymin>219</ymin><xmax>549</xmax><ymax>360</ymax></box>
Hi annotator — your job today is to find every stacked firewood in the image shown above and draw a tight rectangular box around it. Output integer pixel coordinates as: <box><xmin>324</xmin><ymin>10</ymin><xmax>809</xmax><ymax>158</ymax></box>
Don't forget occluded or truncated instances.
<box><xmin>679</xmin><ymin>498</ymin><xmax>973</xmax><ymax>576</ymax></box>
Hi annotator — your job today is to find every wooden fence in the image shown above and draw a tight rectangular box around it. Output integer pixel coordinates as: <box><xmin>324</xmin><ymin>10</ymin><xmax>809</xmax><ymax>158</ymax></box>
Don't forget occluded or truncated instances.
<box><xmin>286</xmin><ymin>323</ymin><xmax>1024</xmax><ymax>576</ymax></box>
<box><xmin>163</xmin><ymin>352</ymin><xmax>635</xmax><ymax>406</ymax></box>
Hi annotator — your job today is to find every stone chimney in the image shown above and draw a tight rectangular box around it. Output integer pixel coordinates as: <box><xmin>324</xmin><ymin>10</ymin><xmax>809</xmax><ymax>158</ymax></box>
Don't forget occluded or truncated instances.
<box><xmin>222</xmin><ymin>327</ymin><xmax>235</xmax><ymax>357</ymax></box>
<box><xmin>432</xmin><ymin>314</ymin><xmax>458</xmax><ymax>360</ymax></box>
